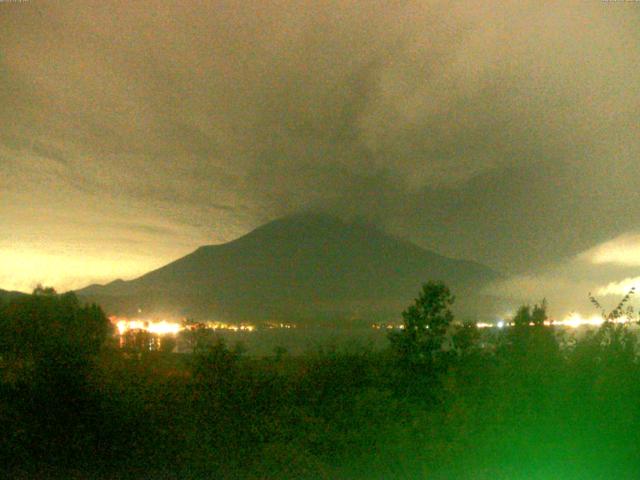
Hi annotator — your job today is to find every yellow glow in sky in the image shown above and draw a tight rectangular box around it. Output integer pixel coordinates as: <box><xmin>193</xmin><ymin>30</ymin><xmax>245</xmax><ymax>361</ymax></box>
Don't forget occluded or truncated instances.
<box><xmin>0</xmin><ymin>247</ymin><xmax>162</xmax><ymax>293</ymax></box>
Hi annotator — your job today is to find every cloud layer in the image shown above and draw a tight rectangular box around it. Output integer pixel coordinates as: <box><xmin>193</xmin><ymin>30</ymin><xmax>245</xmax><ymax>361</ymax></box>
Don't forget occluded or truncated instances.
<box><xmin>1</xmin><ymin>1</ymin><xmax>639</xmax><ymax>299</ymax></box>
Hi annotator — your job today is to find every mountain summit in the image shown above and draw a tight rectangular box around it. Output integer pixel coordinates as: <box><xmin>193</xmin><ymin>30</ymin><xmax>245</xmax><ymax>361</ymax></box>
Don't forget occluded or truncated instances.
<box><xmin>76</xmin><ymin>214</ymin><xmax>500</xmax><ymax>324</ymax></box>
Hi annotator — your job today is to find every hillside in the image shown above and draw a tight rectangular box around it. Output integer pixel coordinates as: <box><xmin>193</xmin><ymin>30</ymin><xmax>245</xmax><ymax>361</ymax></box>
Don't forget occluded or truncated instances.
<box><xmin>0</xmin><ymin>289</ymin><xmax>27</xmax><ymax>303</ymax></box>
<box><xmin>76</xmin><ymin>214</ymin><xmax>500</xmax><ymax>324</ymax></box>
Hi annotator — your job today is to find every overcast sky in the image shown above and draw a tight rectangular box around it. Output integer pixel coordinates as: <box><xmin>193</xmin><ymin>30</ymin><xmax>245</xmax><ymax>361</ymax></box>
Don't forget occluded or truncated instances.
<box><xmin>1</xmin><ymin>1</ymin><xmax>639</xmax><ymax>315</ymax></box>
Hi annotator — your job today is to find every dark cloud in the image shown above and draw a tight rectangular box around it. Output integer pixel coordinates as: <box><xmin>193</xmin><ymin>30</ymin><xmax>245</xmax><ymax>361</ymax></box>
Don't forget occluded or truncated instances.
<box><xmin>1</xmin><ymin>0</ymin><xmax>639</xmax><ymax>299</ymax></box>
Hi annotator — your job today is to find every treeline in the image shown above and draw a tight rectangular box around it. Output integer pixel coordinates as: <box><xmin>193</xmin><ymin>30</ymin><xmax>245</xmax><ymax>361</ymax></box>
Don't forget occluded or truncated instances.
<box><xmin>2</xmin><ymin>283</ymin><xmax>640</xmax><ymax>478</ymax></box>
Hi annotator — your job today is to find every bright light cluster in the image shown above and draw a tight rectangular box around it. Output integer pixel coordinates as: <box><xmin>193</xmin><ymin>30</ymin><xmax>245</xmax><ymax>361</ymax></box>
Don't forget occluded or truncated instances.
<box><xmin>553</xmin><ymin>313</ymin><xmax>633</xmax><ymax>328</ymax></box>
<box><xmin>478</xmin><ymin>313</ymin><xmax>635</xmax><ymax>329</ymax></box>
<box><xmin>371</xmin><ymin>323</ymin><xmax>405</xmax><ymax>330</ymax></box>
<box><xmin>203</xmin><ymin>321</ymin><xmax>255</xmax><ymax>332</ymax></box>
<box><xmin>265</xmin><ymin>322</ymin><xmax>295</xmax><ymax>329</ymax></box>
<box><xmin>110</xmin><ymin>317</ymin><xmax>259</xmax><ymax>336</ymax></box>
<box><xmin>113</xmin><ymin>318</ymin><xmax>184</xmax><ymax>336</ymax></box>
<box><xmin>375</xmin><ymin>314</ymin><xmax>637</xmax><ymax>332</ymax></box>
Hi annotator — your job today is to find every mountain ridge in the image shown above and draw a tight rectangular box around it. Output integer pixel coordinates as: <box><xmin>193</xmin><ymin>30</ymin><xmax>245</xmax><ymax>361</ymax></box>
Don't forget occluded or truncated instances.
<box><xmin>0</xmin><ymin>289</ymin><xmax>28</xmax><ymax>303</ymax></box>
<box><xmin>76</xmin><ymin>213</ymin><xmax>501</xmax><ymax>323</ymax></box>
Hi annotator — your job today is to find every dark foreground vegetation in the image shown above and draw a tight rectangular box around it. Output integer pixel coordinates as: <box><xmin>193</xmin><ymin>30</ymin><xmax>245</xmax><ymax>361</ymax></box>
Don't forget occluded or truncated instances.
<box><xmin>2</xmin><ymin>284</ymin><xmax>640</xmax><ymax>479</ymax></box>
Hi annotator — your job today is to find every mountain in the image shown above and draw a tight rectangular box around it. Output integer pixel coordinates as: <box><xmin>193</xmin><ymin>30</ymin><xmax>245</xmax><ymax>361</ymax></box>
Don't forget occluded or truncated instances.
<box><xmin>76</xmin><ymin>214</ymin><xmax>501</xmax><ymax>324</ymax></box>
<box><xmin>0</xmin><ymin>289</ymin><xmax>27</xmax><ymax>303</ymax></box>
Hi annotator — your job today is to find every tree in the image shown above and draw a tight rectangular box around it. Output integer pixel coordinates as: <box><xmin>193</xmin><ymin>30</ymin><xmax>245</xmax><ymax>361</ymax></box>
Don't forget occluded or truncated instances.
<box><xmin>512</xmin><ymin>300</ymin><xmax>547</xmax><ymax>328</ymax></box>
<box><xmin>502</xmin><ymin>299</ymin><xmax>559</xmax><ymax>366</ymax></box>
<box><xmin>159</xmin><ymin>335</ymin><xmax>177</xmax><ymax>354</ymax></box>
<box><xmin>0</xmin><ymin>287</ymin><xmax>113</xmax><ymax>468</ymax></box>
<box><xmin>584</xmin><ymin>288</ymin><xmax>637</xmax><ymax>364</ymax></box>
<box><xmin>389</xmin><ymin>281</ymin><xmax>455</xmax><ymax>373</ymax></box>
<box><xmin>452</xmin><ymin>321</ymin><xmax>481</xmax><ymax>358</ymax></box>
<box><xmin>1</xmin><ymin>287</ymin><xmax>112</xmax><ymax>369</ymax></box>
<box><xmin>512</xmin><ymin>304</ymin><xmax>531</xmax><ymax>328</ymax></box>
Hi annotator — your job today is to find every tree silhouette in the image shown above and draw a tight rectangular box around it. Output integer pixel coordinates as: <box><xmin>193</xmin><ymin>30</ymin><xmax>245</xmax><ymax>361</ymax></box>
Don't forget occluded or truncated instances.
<box><xmin>502</xmin><ymin>299</ymin><xmax>559</xmax><ymax>370</ymax></box>
<box><xmin>1</xmin><ymin>287</ymin><xmax>112</xmax><ymax>370</ymax></box>
<box><xmin>0</xmin><ymin>287</ymin><xmax>113</xmax><ymax>469</ymax></box>
<box><xmin>389</xmin><ymin>281</ymin><xmax>455</xmax><ymax>373</ymax></box>
<box><xmin>586</xmin><ymin>288</ymin><xmax>637</xmax><ymax>364</ymax></box>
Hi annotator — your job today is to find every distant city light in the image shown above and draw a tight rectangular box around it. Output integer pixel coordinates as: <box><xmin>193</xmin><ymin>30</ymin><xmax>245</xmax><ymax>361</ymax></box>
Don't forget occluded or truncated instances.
<box><xmin>114</xmin><ymin>318</ymin><xmax>183</xmax><ymax>335</ymax></box>
<box><xmin>553</xmin><ymin>312</ymin><xmax>633</xmax><ymax>328</ymax></box>
<box><xmin>109</xmin><ymin>316</ymin><xmax>273</xmax><ymax>336</ymax></box>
